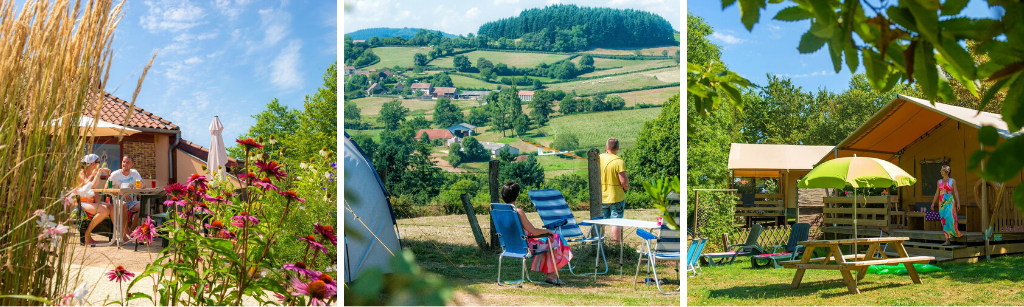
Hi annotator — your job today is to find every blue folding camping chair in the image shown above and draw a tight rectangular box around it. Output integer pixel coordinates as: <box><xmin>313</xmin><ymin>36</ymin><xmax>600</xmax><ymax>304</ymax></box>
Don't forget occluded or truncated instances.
<box><xmin>635</xmin><ymin>223</ymin><xmax>682</xmax><ymax>295</ymax></box>
<box><xmin>491</xmin><ymin>203</ymin><xmax>562</xmax><ymax>287</ymax></box>
<box><xmin>685</xmin><ymin>237</ymin><xmax>707</xmax><ymax>277</ymax></box>
<box><xmin>528</xmin><ymin>189</ymin><xmax>608</xmax><ymax>278</ymax></box>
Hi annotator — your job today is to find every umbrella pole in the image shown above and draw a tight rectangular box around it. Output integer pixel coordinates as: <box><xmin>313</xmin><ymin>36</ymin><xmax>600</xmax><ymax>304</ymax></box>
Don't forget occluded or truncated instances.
<box><xmin>853</xmin><ymin>187</ymin><xmax>858</xmax><ymax>256</ymax></box>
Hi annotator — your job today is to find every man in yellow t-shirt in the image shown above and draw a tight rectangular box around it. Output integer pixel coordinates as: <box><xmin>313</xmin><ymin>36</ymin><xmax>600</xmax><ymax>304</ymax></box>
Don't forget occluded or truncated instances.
<box><xmin>600</xmin><ymin>138</ymin><xmax>628</xmax><ymax>244</ymax></box>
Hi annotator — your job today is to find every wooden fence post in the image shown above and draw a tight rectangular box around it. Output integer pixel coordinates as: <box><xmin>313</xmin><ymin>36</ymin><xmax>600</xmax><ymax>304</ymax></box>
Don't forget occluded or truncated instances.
<box><xmin>489</xmin><ymin>160</ymin><xmax>500</xmax><ymax>249</ymax></box>
<box><xmin>462</xmin><ymin>193</ymin><xmax>488</xmax><ymax>250</ymax></box>
<box><xmin>587</xmin><ymin>149</ymin><xmax>602</xmax><ymax>219</ymax></box>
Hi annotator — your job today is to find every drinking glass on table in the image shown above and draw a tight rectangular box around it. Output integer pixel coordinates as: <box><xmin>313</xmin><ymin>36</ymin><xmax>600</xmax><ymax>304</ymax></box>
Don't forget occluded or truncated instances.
<box><xmin>135</xmin><ymin>178</ymin><xmax>141</xmax><ymax>189</ymax></box>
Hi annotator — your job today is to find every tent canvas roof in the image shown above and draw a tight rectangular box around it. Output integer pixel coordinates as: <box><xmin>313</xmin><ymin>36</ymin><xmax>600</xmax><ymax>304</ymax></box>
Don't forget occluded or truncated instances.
<box><xmin>820</xmin><ymin>95</ymin><xmax>1024</xmax><ymax>164</ymax></box>
<box><xmin>728</xmin><ymin>143</ymin><xmax>835</xmax><ymax>177</ymax></box>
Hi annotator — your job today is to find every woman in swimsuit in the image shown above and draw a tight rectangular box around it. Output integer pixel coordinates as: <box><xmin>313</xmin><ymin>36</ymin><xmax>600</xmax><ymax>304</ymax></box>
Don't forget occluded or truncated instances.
<box><xmin>73</xmin><ymin>154</ymin><xmax>113</xmax><ymax>245</ymax></box>
<box><xmin>930</xmin><ymin>165</ymin><xmax>962</xmax><ymax>245</ymax></box>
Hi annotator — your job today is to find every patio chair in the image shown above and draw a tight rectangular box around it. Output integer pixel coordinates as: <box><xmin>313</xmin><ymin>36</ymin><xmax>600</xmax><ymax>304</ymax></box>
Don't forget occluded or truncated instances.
<box><xmin>635</xmin><ymin>223</ymin><xmax>682</xmax><ymax>295</ymax></box>
<box><xmin>491</xmin><ymin>203</ymin><xmax>561</xmax><ymax>288</ymax></box>
<box><xmin>528</xmin><ymin>189</ymin><xmax>608</xmax><ymax>277</ymax></box>
<box><xmin>751</xmin><ymin>223</ymin><xmax>810</xmax><ymax>269</ymax></box>
<box><xmin>684</xmin><ymin>237</ymin><xmax>707</xmax><ymax>277</ymax></box>
<box><xmin>699</xmin><ymin>224</ymin><xmax>766</xmax><ymax>266</ymax></box>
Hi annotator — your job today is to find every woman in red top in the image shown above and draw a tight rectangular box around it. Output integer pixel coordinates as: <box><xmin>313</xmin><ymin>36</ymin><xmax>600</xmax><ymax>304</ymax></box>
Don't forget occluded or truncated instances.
<box><xmin>930</xmin><ymin>165</ymin><xmax>961</xmax><ymax>245</ymax></box>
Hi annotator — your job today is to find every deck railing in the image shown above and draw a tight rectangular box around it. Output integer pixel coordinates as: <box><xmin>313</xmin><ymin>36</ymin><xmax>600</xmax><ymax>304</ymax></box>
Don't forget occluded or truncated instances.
<box><xmin>992</xmin><ymin>187</ymin><xmax>1024</xmax><ymax>233</ymax></box>
<box><xmin>734</xmin><ymin>193</ymin><xmax>785</xmax><ymax>217</ymax></box>
<box><xmin>822</xmin><ymin>195</ymin><xmax>898</xmax><ymax>232</ymax></box>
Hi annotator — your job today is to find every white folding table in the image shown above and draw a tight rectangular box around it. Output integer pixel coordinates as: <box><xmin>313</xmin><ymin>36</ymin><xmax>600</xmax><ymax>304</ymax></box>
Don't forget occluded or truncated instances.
<box><xmin>580</xmin><ymin>218</ymin><xmax>660</xmax><ymax>277</ymax></box>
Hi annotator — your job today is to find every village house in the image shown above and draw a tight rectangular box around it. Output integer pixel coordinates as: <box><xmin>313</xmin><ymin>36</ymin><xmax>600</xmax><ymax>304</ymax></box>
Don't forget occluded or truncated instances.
<box><xmin>461</xmin><ymin>90</ymin><xmax>495</xmax><ymax>99</ymax></box>
<box><xmin>433</xmin><ymin>87</ymin><xmax>458</xmax><ymax>99</ymax></box>
<box><xmin>344</xmin><ymin>66</ymin><xmax>355</xmax><ymax>75</ymax></box>
<box><xmin>394</xmin><ymin>83</ymin><xmax>405</xmax><ymax>91</ymax></box>
<box><xmin>518</xmin><ymin>90</ymin><xmax>534</xmax><ymax>102</ymax></box>
<box><xmin>414</xmin><ymin>129</ymin><xmax>458</xmax><ymax>146</ymax></box>
<box><xmin>366</xmin><ymin>83</ymin><xmax>384</xmax><ymax>95</ymax></box>
<box><xmin>89</xmin><ymin>93</ymin><xmax>240</xmax><ymax>188</ymax></box>
<box><xmin>411</xmin><ymin>83</ymin><xmax>433</xmax><ymax>96</ymax></box>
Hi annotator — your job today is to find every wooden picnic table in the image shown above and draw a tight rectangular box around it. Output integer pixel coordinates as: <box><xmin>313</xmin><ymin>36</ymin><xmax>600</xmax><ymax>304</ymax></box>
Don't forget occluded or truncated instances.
<box><xmin>778</xmin><ymin>237</ymin><xmax>934</xmax><ymax>294</ymax></box>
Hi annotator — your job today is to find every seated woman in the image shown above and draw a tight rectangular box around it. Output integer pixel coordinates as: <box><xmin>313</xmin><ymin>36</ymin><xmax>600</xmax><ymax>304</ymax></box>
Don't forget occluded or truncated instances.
<box><xmin>501</xmin><ymin>181</ymin><xmax>573</xmax><ymax>286</ymax></box>
<box><xmin>70</xmin><ymin>154</ymin><xmax>113</xmax><ymax>245</ymax></box>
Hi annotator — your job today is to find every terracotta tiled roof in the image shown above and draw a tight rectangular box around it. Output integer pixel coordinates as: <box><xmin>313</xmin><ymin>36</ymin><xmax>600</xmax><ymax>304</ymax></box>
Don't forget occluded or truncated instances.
<box><xmin>414</xmin><ymin>129</ymin><xmax>454</xmax><ymax>140</ymax></box>
<box><xmin>411</xmin><ymin>83</ymin><xmax>432</xmax><ymax>89</ymax></box>
<box><xmin>88</xmin><ymin>93</ymin><xmax>178</xmax><ymax>131</ymax></box>
<box><xmin>518</xmin><ymin>90</ymin><xmax>535</xmax><ymax>96</ymax></box>
<box><xmin>394</xmin><ymin>83</ymin><xmax>405</xmax><ymax>88</ymax></box>
<box><xmin>176</xmin><ymin>140</ymin><xmax>239</xmax><ymax>165</ymax></box>
<box><xmin>434</xmin><ymin>87</ymin><xmax>457</xmax><ymax>94</ymax></box>
<box><xmin>344</xmin><ymin>66</ymin><xmax>355</xmax><ymax>70</ymax></box>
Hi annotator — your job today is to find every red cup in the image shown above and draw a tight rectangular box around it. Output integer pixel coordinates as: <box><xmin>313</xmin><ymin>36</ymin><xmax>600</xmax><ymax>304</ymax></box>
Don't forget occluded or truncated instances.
<box><xmin>151</xmin><ymin>180</ymin><xmax>156</xmax><ymax>188</ymax></box>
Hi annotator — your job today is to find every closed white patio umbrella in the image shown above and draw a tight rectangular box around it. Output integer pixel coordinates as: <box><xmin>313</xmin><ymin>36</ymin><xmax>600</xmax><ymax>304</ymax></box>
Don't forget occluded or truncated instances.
<box><xmin>207</xmin><ymin>116</ymin><xmax>228</xmax><ymax>178</ymax></box>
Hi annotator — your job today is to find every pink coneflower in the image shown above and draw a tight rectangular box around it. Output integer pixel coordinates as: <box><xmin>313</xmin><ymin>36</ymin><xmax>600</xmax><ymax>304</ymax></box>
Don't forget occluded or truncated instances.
<box><xmin>163</xmin><ymin>196</ymin><xmax>185</xmax><ymax>207</ymax></box>
<box><xmin>205</xmin><ymin>220</ymin><xmax>225</xmax><ymax>231</ymax></box>
<box><xmin>130</xmin><ymin>217</ymin><xmax>157</xmax><ymax>245</ymax></box>
<box><xmin>106</xmin><ymin>266</ymin><xmax>135</xmax><ymax>282</ymax></box>
<box><xmin>317</xmin><ymin>273</ymin><xmax>338</xmax><ymax>297</ymax></box>
<box><xmin>236</xmin><ymin>138</ymin><xmax>263</xmax><ymax>149</ymax></box>
<box><xmin>219</xmin><ymin>230</ymin><xmax>237</xmax><ymax>241</ymax></box>
<box><xmin>231</xmin><ymin>212</ymin><xmax>259</xmax><ymax>227</ymax></box>
<box><xmin>298</xmin><ymin>235</ymin><xmax>328</xmax><ymax>253</ymax></box>
<box><xmin>314</xmin><ymin>223</ymin><xmax>337</xmax><ymax>246</ymax></box>
<box><xmin>187</xmin><ymin>174</ymin><xmax>208</xmax><ymax>190</ymax></box>
<box><xmin>283</xmin><ymin>261</ymin><xmax>319</xmax><ymax>280</ymax></box>
<box><xmin>291</xmin><ymin>277</ymin><xmax>329</xmax><ymax>306</ymax></box>
<box><xmin>239</xmin><ymin>172</ymin><xmax>258</xmax><ymax>185</ymax></box>
<box><xmin>256</xmin><ymin>160</ymin><xmax>287</xmax><ymax>180</ymax></box>
<box><xmin>193</xmin><ymin>203</ymin><xmax>212</xmax><ymax>215</ymax></box>
<box><xmin>203</xmin><ymin>194</ymin><xmax>230</xmax><ymax>204</ymax></box>
<box><xmin>278</xmin><ymin>190</ymin><xmax>306</xmax><ymax>203</ymax></box>
<box><xmin>274</xmin><ymin>292</ymin><xmax>288</xmax><ymax>303</ymax></box>
<box><xmin>254</xmin><ymin>177</ymin><xmax>279</xmax><ymax>191</ymax></box>
<box><xmin>164</xmin><ymin>183</ymin><xmax>187</xmax><ymax>196</ymax></box>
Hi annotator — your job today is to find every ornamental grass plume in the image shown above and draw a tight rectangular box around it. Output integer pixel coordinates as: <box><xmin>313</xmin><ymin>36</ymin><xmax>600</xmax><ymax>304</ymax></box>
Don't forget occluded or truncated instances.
<box><xmin>0</xmin><ymin>0</ymin><xmax>154</xmax><ymax>304</ymax></box>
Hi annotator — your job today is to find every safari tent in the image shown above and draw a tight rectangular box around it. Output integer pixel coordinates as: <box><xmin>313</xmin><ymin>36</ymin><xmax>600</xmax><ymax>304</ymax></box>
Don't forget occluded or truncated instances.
<box><xmin>728</xmin><ymin>143</ymin><xmax>835</xmax><ymax>225</ymax></box>
<box><xmin>818</xmin><ymin>95</ymin><xmax>1024</xmax><ymax>261</ymax></box>
<box><xmin>343</xmin><ymin>133</ymin><xmax>402</xmax><ymax>282</ymax></box>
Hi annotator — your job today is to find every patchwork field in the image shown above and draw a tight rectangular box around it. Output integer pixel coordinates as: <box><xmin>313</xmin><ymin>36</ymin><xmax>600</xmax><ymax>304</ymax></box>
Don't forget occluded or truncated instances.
<box><xmin>547</xmin><ymin>107</ymin><xmax>662</xmax><ymax>150</ymax></box>
<box><xmin>547</xmin><ymin>67</ymin><xmax>679</xmax><ymax>95</ymax></box>
<box><xmin>348</xmin><ymin>96</ymin><xmax>479</xmax><ymax>117</ymax></box>
<box><xmin>576</xmin><ymin>58</ymin><xmax>679</xmax><ymax>78</ymax></box>
<box><xmin>430</xmin><ymin>50</ymin><xmax>571</xmax><ymax>68</ymax></box>
<box><xmin>613</xmin><ymin>86</ymin><xmax>680</xmax><ymax>107</ymax></box>
<box><xmin>449</xmin><ymin>74</ymin><xmax>500</xmax><ymax>90</ymax></box>
<box><xmin>584</xmin><ymin>45</ymin><xmax>680</xmax><ymax>56</ymax></box>
<box><xmin>366</xmin><ymin>46</ymin><xmax>436</xmax><ymax>69</ymax></box>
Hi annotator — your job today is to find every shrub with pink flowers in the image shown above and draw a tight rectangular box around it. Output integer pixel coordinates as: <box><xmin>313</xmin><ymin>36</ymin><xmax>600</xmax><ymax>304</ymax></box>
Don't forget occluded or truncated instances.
<box><xmin>118</xmin><ymin>139</ymin><xmax>337</xmax><ymax>306</ymax></box>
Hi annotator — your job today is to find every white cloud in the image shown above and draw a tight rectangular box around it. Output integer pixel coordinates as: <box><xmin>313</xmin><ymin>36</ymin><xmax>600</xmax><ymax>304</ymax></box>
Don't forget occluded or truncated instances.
<box><xmin>183</xmin><ymin>56</ymin><xmax>203</xmax><ymax>64</ymax></box>
<box><xmin>546</xmin><ymin>0</ymin><xmax>562</xmax><ymax>5</ymax></box>
<box><xmin>494</xmin><ymin>0</ymin><xmax>519</xmax><ymax>5</ymax></box>
<box><xmin>767</xmin><ymin>24</ymin><xmax>782</xmax><ymax>39</ymax></box>
<box><xmin>258</xmin><ymin>8</ymin><xmax>292</xmax><ymax>47</ymax></box>
<box><xmin>353</xmin><ymin>0</ymin><xmax>390</xmax><ymax>23</ymax></box>
<box><xmin>711</xmin><ymin>32</ymin><xmax>748</xmax><ymax>45</ymax></box>
<box><xmin>394</xmin><ymin>10</ymin><xmax>412</xmax><ymax>20</ymax></box>
<box><xmin>781</xmin><ymin>70</ymin><xmax>834</xmax><ymax>78</ymax></box>
<box><xmin>466</xmin><ymin>7</ymin><xmax>480</xmax><ymax>18</ymax></box>
<box><xmin>214</xmin><ymin>0</ymin><xmax>250</xmax><ymax>19</ymax></box>
<box><xmin>139</xmin><ymin>1</ymin><xmax>205</xmax><ymax>33</ymax></box>
<box><xmin>608</xmin><ymin>0</ymin><xmax>632</xmax><ymax>6</ymax></box>
<box><xmin>269</xmin><ymin>40</ymin><xmax>303</xmax><ymax>90</ymax></box>
<box><xmin>197</xmin><ymin>32</ymin><xmax>218</xmax><ymax>40</ymax></box>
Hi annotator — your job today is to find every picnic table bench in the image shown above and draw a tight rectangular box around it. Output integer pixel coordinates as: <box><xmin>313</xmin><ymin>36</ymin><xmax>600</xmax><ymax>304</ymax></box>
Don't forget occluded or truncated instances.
<box><xmin>778</xmin><ymin>237</ymin><xmax>934</xmax><ymax>294</ymax></box>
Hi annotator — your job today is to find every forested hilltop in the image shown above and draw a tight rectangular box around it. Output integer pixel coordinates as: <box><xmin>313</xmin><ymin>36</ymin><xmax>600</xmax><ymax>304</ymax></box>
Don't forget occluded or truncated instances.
<box><xmin>346</xmin><ymin>27</ymin><xmax>456</xmax><ymax>40</ymax></box>
<box><xmin>478</xmin><ymin>4</ymin><xmax>676</xmax><ymax>51</ymax></box>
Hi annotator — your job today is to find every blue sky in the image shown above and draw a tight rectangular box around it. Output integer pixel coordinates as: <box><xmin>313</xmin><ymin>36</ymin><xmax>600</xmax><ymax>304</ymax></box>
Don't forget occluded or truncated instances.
<box><xmin>687</xmin><ymin>2</ymin><xmax>1001</xmax><ymax>92</ymax></box>
<box><xmin>105</xmin><ymin>0</ymin><xmax>337</xmax><ymax>147</ymax></box>
<box><xmin>343</xmin><ymin>0</ymin><xmax>680</xmax><ymax>36</ymax></box>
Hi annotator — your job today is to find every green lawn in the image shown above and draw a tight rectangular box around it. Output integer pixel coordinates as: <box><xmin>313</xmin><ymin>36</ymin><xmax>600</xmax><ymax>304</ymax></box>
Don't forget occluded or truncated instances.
<box><xmin>689</xmin><ymin>255</ymin><xmax>1024</xmax><ymax>305</ymax></box>
<box><xmin>345</xmin><ymin>128</ymin><xmax>384</xmax><ymax>142</ymax></box>
<box><xmin>396</xmin><ymin>209</ymin><xmax>679</xmax><ymax>305</ymax></box>
<box><xmin>583</xmin><ymin>46</ymin><xmax>680</xmax><ymax>56</ymax></box>
<box><xmin>367</xmin><ymin>46</ymin><xmax>436</xmax><ymax>69</ymax></box>
<box><xmin>547</xmin><ymin>67</ymin><xmax>679</xmax><ymax>96</ymax></box>
<box><xmin>613</xmin><ymin>86</ymin><xmax>680</xmax><ymax>107</ymax></box>
<box><xmin>450</xmin><ymin>74</ymin><xmax>500</xmax><ymax>90</ymax></box>
<box><xmin>547</xmin><ymin>107</ymin><xmax>662</xmax><ymax>151</ymax></box>
<box><xmin>575</xmin><ymin>58</ymin><xmax>679</xmax><ymax>78</ymax></box>
<box><xmin>348</xmin><ymin>96</ymin><xmax>478</xmax><ymax>117</ymax></box>
<box><xmin>431</xmin><ymin>50</ymin><xmax>572</xmax><ymax>68</ymax></box>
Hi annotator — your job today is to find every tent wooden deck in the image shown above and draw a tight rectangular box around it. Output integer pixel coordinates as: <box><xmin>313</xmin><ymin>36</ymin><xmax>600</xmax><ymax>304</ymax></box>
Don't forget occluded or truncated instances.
<box><xmin>728</xmin><ymin>143</ymin><xmax>835</xmax><ymax>226</ymax></box>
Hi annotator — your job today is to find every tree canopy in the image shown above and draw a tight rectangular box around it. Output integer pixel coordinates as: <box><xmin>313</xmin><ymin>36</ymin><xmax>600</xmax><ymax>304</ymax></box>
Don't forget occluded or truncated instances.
<box><xmin>477</xmin><ymin>4</ymin><xmax>675</xmax><ymax>51</ymax></box>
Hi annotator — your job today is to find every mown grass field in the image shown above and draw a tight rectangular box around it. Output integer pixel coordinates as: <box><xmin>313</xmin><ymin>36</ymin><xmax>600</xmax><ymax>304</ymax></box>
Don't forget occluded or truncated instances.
<box><xmin>547</xmin><ymin>107</ymin><xmax>662</xmax><ymax>151</ymax></box>
<box><xmin>613</xmin><ymin>86</ymin><xmax>680</xmax><ymax>107</ymax></box>
<box><xmin>348</xmin><ymin>96</ymin><xmax>479</xmax><ymax>117</ymax></box>
<box><xmin>431</xmin><ymin>50</ymin><xmax>572</xmax><ymax>68</ymax></box>
<box><xmin>584</xmin><ymin>46</ymin><xmax>680</xmax><ymax>56</ymax></box>
<box><xmin>547</xmin><ymin>67</ymin><xmax>678</xmax><ymax>95</ymax></box>
<box><xmin>367</xmin><ymin>46</ymin><xmax>436</xmax><ymax>69</ymax></box>
<box><xmin>395</xmin><ymin>209</ymin><xmax>679</xmax><ymax>305</ymax></box>
<box><xmin>450</xmin><ymin>74</ymin><xmax>500</xmax><ymax>90</ymax></box>
<box><xmin>576</xmin><ymin>58</ymin><xmax>679</xmax><ymax>78</ymax></box>
<box><xmin>689</xmin><ymin>255</ymin><xmax>1024</xmax><ymax>306</ymax></box>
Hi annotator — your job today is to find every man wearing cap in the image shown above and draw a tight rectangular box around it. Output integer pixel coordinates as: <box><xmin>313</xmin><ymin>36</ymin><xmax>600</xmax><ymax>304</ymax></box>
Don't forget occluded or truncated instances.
<box><xmin>107</xmin><ymin>156</ymin><xmax>143</xmax><ymax>243</ymax></box>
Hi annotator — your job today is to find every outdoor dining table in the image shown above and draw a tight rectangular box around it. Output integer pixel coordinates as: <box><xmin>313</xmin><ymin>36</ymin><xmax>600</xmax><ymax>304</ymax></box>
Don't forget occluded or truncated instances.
<box><xmin>579</xmin><ymin>218</ymin><xmax>660</xmax><ymax>277</ymax></box>
<box><xmin>94</xmin><ymin>187</ymin><xmax>165</xmax><ymax>249</ymax></box>
<box><xmin>778</xmin><ymin>237</ymin><xmax>935</xmax><ymax>294</ymax></box>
